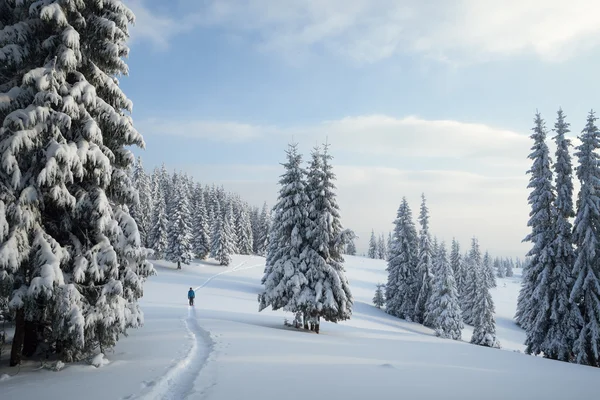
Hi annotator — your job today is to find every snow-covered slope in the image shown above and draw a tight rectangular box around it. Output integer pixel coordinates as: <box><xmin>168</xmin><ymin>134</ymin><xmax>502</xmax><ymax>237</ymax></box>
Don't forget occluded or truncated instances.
<box><xmin>1</xmin><ymin>255</ymin><xmax>598</xmax><ymax>399</ymax></box>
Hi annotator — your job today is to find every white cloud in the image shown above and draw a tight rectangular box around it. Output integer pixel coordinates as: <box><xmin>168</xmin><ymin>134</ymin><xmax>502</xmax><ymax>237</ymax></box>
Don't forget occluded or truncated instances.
<box><xmin>131</xmin><ymin>0</ymin><xmax>600</xmax><ymax>63</ymax></box>
<box><xmin>137</xmin><ymin>118</ymin><xmax>276</xmax><ymax>142</ymax></box>
<box><xmin>139</xmin><ymin>114</ymin><xmax>532</xmax><ymax>173</ymax></box>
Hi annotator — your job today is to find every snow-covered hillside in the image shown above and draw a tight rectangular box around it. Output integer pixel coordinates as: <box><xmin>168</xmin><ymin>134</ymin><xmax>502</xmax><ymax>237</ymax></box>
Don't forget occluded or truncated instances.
<box><xmin>1</xmin><ymin>255</ymin><xmax>598</xmax><ymax>399</ymax></box>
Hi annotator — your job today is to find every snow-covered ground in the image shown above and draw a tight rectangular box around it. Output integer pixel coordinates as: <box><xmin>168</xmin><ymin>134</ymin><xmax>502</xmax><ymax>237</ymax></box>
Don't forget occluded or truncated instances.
<box><xmin>1</xmin><ymin>255</ymin><xmax>599</xmax><ymax>399</ymax></box>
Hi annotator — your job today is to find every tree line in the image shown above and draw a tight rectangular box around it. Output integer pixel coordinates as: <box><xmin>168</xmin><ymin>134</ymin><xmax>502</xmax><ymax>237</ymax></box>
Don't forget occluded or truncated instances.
<box><xmin>129</xmin><ymin>158</ymin><xmax>272</xmax><ymax>268</ymax></box>
<box><xmin>518</xmin><ymin>109</ymin><xmax>600</xmax><ymax>367</ymax></box>
<box><xmin>380</xmin><ymin>194</ymin><xmax>508</xmax><ymax>348</ymax></box>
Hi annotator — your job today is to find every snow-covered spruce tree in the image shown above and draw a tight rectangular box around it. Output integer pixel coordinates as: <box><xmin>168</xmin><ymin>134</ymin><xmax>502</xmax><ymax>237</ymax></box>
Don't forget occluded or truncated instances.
<box><xmin>368</xmin><ymin>230</ymin><xmax>377</xmax><ymax>259</ymax></box>
<box><xmin>1</xmin><ymin>1</ymin><xmax>154</xmax><ymax>366</ymax></box>
<box><xmin>345</xmin><ymin>238</ymin><xmax>357</xmax><ymax>255</ymax></box>
<box><xmin>526</xmin><ymin>108</ymin><xmax>580</xmax><ymax>361</ymax></box>
<box><xmin>570</xmin><ymin>110</ymin><xmax>600</xmax><ymax>367</ymax></box>
<box><xmin>300</xmin><ymin>144</ymin><xmax>353</xmax><ymax>329</ymax></box>
<box><xmin>415</xmin><ymin>193</ymin><xmax>433</xmax><ymax>325</ymax></box>
<box><xmin>255</xmin><ymin>202</ymin><xmax>270</xmax><ymax>256</ymax></box>
<box><xmin>385</xmin><ymin>198</ymin><xmax>419</xmax><ymax>320</ymax></box>
<box><xmin>495</xmin><ymin>257</ymin><xmax>506</xmax><ymax>278</ymax></box>
<box><xmin>387</xmin><ymin>232</ymin><xmax>393</xmax><ymax>260</ymax></box>
<box><xmin>505</xmin><ymin>259</ymin><xmax>514</xmax><ymax>277</ymax></box>
<box><xmin>211</xmin><ymin>201</ymin><xmax>235</xmax><ymax>266</ymax></box>
<box><xmin>482</xmin><ymin>251</ymin><xmax>496</xmax><ymax>289</ymax></box>
<box><xmin>129</xmin><ymin>157</ymin><xmax>152</xmax><ymax>247</ymax></box>
<box><xmin>461</xmin><ymin>238</ymin><xmax>482</xmax><ymax>326</ymax></box>
<box><xmin>148</xmin><ymin>172</ymin><xmax>168</xmax><ymax>258</ymax></box>
<box><xmin>259</xmin><ymin>144</ymin><xmax>310</xmax><ymax>313</ymax></box>
<box><xmin>192</xmin><ymin>184</ymin><xmax>211</xmax><ymax>260</ymax></box>
<box><xmin>430</xmin><ymin>243</ymin><xmax>463</xmax><ymax>340</ymax></box>
<box><xmin>377</xmin><ymin>233</ymin><xmax>387</xmax><ymax>260</ymax></box>
<box><xmin>234</xmin><ymin>200</ymin><xmax>253</xmax><ymax>255</ymax></box>
<box><xmin>165</xmin><ymin>176</ymin><xmax>193</xmax><ymax>269</ymax></box>
<box><xmin>373</xmin><ymin>284</ymin><xmax>385</xmax><ymax>309</ymax></box>
<box><xmin>470</xmin><ymin>252</ymin><xmax>501</xmax><ymax>349</ymax></box>
<box><xmin>450</xmin><ymin>239</ymin><xmax>464</xmax><ymax>299</ymax></box>
<box><xmin>261</xmin><ymin>206</ymin><xmax>279</xmax><ymax>285</ymax></box>
<box><xmin>516</xmin><ymin>112</ymin><xmax>556</xmax><ymax>332</ymax></box>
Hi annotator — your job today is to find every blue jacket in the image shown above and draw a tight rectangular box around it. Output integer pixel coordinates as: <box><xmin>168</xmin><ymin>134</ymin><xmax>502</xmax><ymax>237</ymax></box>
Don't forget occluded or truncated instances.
<box><xmin>188</xmin><ymin>289</ymin><xmax>195</xmax><ymax>299</ymax></box>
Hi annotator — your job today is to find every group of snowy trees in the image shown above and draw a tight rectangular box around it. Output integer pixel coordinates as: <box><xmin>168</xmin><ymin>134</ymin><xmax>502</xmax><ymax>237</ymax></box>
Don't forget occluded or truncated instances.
<box><xmin>518</xmin><ymin>109</ymin><xmax>600</xmax><ymax>367</ymax></box>
<box><xmin>259</xmin><ymin>143</ymin><xmax>354</xmax><ymax>333</ymax></box>
<box><xmin>367</xmin><ymin>230</ymin><xmax>392</xmax><ymax>260</ymax></box>
<box><xmin>383</xmin><ymin>195</ymin><xmax>500</xmax><ymax>347</ymax></box>
<box><xmin>0</xmin><ymin>1</ymin><xmax>154</xmax><ymax>366</ymax></box>
<box><xmin>129</xmin><ymin>159</ymin><xmax>272</xmax><ymax>267</ymax></box>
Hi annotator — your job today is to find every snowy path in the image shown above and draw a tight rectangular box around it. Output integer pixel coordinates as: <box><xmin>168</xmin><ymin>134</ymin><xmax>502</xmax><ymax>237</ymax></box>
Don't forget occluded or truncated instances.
<box><xmin>133</xmin><ymin>258</ymin><xmax>264</xmax><ymax>400</ymax></box>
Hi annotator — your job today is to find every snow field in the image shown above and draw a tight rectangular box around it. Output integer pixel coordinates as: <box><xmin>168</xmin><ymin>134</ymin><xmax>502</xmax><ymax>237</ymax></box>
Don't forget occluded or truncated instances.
<box><xmin>2</xmin><ymin>255</ymin><xmax>599</xmax><ymax>400</ymax></box>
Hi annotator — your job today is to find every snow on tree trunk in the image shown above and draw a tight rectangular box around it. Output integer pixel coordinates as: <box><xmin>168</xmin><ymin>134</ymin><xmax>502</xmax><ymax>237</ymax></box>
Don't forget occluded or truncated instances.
<box><xmin>385</xmin><ymin>198</ymin><xmax>419</xmax><ymax>321</ymax></box>
<box><xmin>1</xmin><ymin>0</ymin><xmax>154</xmax><ymax>364</ymax></box>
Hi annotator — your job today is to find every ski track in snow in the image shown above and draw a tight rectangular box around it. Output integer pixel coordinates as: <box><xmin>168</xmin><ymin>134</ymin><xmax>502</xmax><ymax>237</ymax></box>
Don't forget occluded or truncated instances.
<box><xmin>129</xmin><ymin>258</ymin><xmax>264</xmax><ymax>400</ymax></box>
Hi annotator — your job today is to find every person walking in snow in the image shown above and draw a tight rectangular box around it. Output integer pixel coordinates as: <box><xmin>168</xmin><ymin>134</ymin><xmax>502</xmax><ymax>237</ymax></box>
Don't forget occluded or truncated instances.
<box><xmin>188</xmin><ymin>287</ymin><xmax>195</xmax><ymax>306</ymax></box>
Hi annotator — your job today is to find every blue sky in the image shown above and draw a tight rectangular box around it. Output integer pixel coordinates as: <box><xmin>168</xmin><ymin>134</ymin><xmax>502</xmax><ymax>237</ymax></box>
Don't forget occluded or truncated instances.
<box><xmin>123</xmin><ymin>0</ymin><xmax>600</xmax><ymax>257</ymax></box>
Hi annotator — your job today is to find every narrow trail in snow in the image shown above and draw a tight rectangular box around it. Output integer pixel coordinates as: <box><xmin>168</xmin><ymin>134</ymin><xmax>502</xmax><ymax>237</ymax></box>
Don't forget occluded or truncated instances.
<box><xmin>131</xmin><ymin>258</ymin><xmax>264</xmax><ymax>400</ymax></box>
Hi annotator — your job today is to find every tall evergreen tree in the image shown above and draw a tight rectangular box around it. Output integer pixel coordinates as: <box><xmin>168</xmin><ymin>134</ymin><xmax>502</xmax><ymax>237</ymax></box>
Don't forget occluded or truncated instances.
<box><xmin>482</xmin><ymin>251</ymin><xmax>497</xmax><ymax>289</ymax></box>
<box><xmin>516</xmin><ymin>112</ymin><xmax>556</xmax><ymax>331</ymax></box>
<box><xmin>462</xmin><ymin>238</ymin><xmax>482</xmax><ymax>326</ymax></box>
<box><xmin>470</xmin><ymin>249</ymin><xmax>501</xmax><ymax>348</ymax></box>
<box><xmin>450</xmin><ymin>239</ymin><xmax>465</xmax><ymax>299</ymax></box>
<box><xmin>415</xmin><ymin>194</ymin><xmax>433</xmax><ymax>325</ymax></box>
<box><xmin>571</xmin><ymin>110</ymin><xmax>600</xmax><ymax>367</ymax></box>
<box><xmin>259</xmin><ymin>144</ymin><xmax>310</xmax><ymax>313</ymax></box>
<box><xmin>505</xmin><ymin>259</ymin><xmax>514</xmax><ymax>277</ymax></box>
<box><xmin>192</xmin><ymin>184</ymin><xmax>211</xmax><ymax>260</ymax></box>
<box><xmin>377</xmin><ymin>233</ymin><xmax>387</xmax><ymax>260</ymax></box>
<box><xmin>385</xmin><ymin>198</ymin><xmax>419</xmax><ymax>320</ymax></box>
<box><xmin>430</xmin><ymin>243</ymin><xmax>463</xmax><ymax>340</ymax></box>
<box><xmin>235</xmin><ymin>201</ymin><xmax>254</xmax><ymax>255</ymax></box>
<box><xmin>526</xmin><ymin>108</ymin><xmax>580</xmax><ymax>361</ymax></box>
<box><xmin>495</xmin><ymin>258</ymin><xmax>506</xmax><ymax>278</ymax></box>
<box><xmin>149</xmin><ymin>179</ymin><xmax>168</xmax><ymax>258</ymax></box>
<box><xmin>130</xmin><ymin>157</ymin><xmax>152</xmax><ymax>248</ymax></box>
<box><xmin>165</xmin><ymin>177</ymin><xmax>194</xmax><ymax>268</ymax></box>
<box><xmin>1</xmin><ymin>1</ymin><xmax>154</xmax><ymax>365</ymax></box>
<box><xmin>300</xmin><ymin>144</ymin><xmax>353</xmax><ymax>328</ymax></box>
<box><xmin>255</xmin><ymin>202</ymin><xmax>271</xmax><ymax>256</ymax></box>
<box><xmin>211</xmin><ymin>201</ymin><xmax>235</xmax><ymax>266</ymax></box>
<box><xmin>387</xmin><ymin>232</ymin><xmax>393</xmax><ymax>260</ymax></box>
<box><xmin>368</xmin><ymin>230</ymin><xmax>377</xmax><ymax>259</ymax></box>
